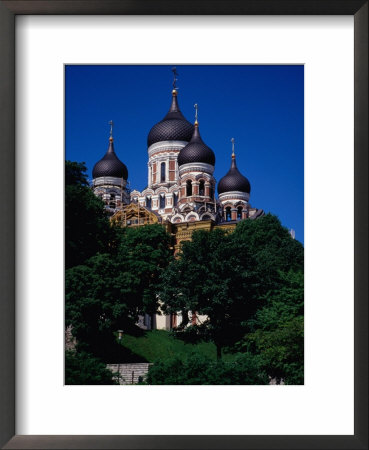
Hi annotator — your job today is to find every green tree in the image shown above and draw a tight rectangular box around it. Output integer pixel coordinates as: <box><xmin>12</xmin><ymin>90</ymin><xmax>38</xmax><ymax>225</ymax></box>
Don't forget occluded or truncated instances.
<box><xmin>117</xmin><ymin>224</ymin><xmax>173</xmax><ymax>316</ymax></box>
<box><xmin>159</xmin><ymin>228</ymin><xmax>260</xmax><ymax>359</ymax></box>
<box><xmin>66</xmin><ymin>253</ymin><xmax>136</xmax><ymax>358</ymax></box>
<box><xmin>146</xmin><ymin>353</ymin><xmax>268</xmax><ymax>385</ymax></box>
<box><xmin>233</xmin><ymin>214</ymin><xmax>304</xmax><ymax>292</ymax></box>
<box><xmin>65</xmin><ymin>160</ymin><xmax>113</xmax><ymax>269</ymax></box>
<box><xmin>65</xmin><ymin>350</ymin><xmax>118</xmax><ymax>385</ymax></box>
<box><xmin>239</xmin><ymin>270</ymin><xmax>304</xmax><ymax>384</ymax></box>
<box><xmin>159</xmin><ymin>214</ymin><xmax>304</xmax><ymax>364</ymax></box>
<box><xmin>65</xmin><ymin>224</ymin><xmax>172</xmax><ymax>359</ymax></box>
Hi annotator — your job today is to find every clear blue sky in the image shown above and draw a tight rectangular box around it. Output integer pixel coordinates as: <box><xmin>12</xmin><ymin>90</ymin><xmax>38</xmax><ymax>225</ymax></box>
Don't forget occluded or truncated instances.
<box><xmin>65</xmin><ymin>65</ymin><xmax>304</xmax><ymax>243</ymax></box>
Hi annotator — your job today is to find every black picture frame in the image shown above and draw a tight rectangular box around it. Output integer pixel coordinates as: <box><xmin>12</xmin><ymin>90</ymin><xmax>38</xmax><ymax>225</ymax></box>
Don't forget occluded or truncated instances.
<box><xmin>0</xmin><ymin>1</ymin><xmax>367</xmax><ymax>449</ymax></box>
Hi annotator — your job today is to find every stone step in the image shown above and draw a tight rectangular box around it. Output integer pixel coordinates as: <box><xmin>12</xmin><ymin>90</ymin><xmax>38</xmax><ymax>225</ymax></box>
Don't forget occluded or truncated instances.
<box><xmin>107</xmin><ymin>363</ymin><xmax>152</xmax><ymax>385</ymax></box>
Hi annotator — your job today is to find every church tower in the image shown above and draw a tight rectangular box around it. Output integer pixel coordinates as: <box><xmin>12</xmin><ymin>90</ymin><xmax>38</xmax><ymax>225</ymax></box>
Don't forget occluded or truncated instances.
<box><xmin>173</xmin><ymin>104</ymin><xmax>217</xmax><ymax>223</ymax></box>
<box><xmin>217</xmin><ymin>139</ymin><xmax>251</xmax><ymax>221</ymax></box>
<box><xmin>132</xmin><ymin>68</ymin><xmax>193</xmax><ymax>219</ymax></box>
<box><xmin>92</xmin><ymin>121</ymin><xmax>129</xmax><ymax>214</ymax></box>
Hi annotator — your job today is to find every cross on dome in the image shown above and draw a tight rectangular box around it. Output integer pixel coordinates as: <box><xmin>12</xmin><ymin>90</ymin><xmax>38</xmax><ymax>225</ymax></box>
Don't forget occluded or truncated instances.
<box><xmin>231</xmin><ymin>137</ymin><xmax>235</xmax><ymax>157</ymax></box>
<box><xmin>194</xmin><ymin>103</ymin><xmax>199</xmax><ymax>124</ymax></box>
<box><xmin>109</xmin><ymin>120</ymin><xmax>114</xmax><ymax>141</ymax></box>
<box><xmin>172</xmin><ymin>67</ymin><xmax>179</xmax><ymax>91</ymax></box>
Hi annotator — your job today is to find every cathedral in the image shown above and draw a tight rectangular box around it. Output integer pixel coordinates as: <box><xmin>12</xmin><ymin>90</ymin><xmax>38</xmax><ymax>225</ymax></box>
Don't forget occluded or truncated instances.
<box><xmin>91</xmin><ymin>71</ymin><xmax>264</xmax><ymax>329</ymax></box>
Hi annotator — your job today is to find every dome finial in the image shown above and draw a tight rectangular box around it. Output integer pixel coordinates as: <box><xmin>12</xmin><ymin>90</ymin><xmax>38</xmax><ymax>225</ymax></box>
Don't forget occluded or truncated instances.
<box><xmin>109</xmin><ymin>120</ymin><xmax>114</xmax><ymax>142</ymax></box>
<box><xmin>171</xmin><ymin>66</ymin><xmax>178</xmax><ymax>95</ymax></box>
<box><xmin>231</xmin><ymin>137</ymin><xmax>235</xmax><ymax>158</ymax></box>
<box><xmin>194</xmin><ymin>103</ymin><xmax>199</xmax><ymax>125</ymax></box>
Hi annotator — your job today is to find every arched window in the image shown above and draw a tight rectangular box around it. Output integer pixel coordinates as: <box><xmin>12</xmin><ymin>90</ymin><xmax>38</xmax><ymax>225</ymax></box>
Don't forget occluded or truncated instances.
<box><xmin>186</xmin><ymin>180</ymin><xmax>192</xmax><ymax>197</ymax></box>
<box><xmin>161</xmin><ymin>162</ymin><xmax>166</xmax><ymax>182</ymax></box>
<box><xmin>146</xmin><ymin>196</ymin><xmax>152</xmax><ymax>209</ymax></box>
<box><xmin>225</xmin><ymin>207</ymin><xmax>232</xmax><ymax>222</ymax></box>
<box><xmin>160</xmin><ymin>194</ymin><xmax>165</xmax><ymax>209</ymax></box>
<box><xmin>237</xmin><ymin>206</ymin><xmax>243</xmax><ymax>220</ymax></box>
<box><xmin>173</xmin><ymin>193</ymin><xmax>178</xmax><ymax>207</ymax></box>
<box><xmin>199</xmin><ymin>180</ymin><xmax>205</xmax><ymax>196</ymax></box>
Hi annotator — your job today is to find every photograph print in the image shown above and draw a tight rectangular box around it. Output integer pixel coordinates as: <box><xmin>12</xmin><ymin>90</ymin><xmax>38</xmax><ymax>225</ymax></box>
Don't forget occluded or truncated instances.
<box><xmin>65</xmin><ymin>65</ymin><xmax>304</xmax><ymax>385</ymax></box>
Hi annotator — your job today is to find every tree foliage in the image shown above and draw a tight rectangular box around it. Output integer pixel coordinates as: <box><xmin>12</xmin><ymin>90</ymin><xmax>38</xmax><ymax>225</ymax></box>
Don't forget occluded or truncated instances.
<box><xmin>145</xmin><ymin>352</ymin><xmax>268</xmax><ymax>385</ymax></box>
<box><xmin>159</xmin><ymin>228</ymin><xmax>260</xmax><ymax>358</ymax></box>
<box><xmin>65</xmin><ymin>350</ymin><xmax>118</xmax><ymax>385</ymax></box>
<box><xmin>65</xmin><ymin>224</ymin><xmax>172</xmax><ymax>359</ymax></box>
<box><xmin>240</xmin><ymin>270</ymin><xmax>304</xmax><ymax>384</ymax></box>
<box><xmin>116</xmin><ymin>224</ymin><xmax>173</xmax><ymax>315</ymax></box>
<box><xmin>159</xmin><ymin>214</ymin><xmax>304</xmax><ymax>373</ymax></box>
<box><xmin>65</xmin><ymin>160</ymin><xmax>113</xmax><ymax>269</ymax></box>
<box><xmin>233</xmin><ymin>214</ymin><xmax>303</xmax><ymax>292</ymax></box>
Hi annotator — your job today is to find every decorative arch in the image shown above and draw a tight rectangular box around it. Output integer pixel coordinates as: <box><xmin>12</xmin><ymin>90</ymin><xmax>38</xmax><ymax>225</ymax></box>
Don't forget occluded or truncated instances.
<box><xmin>156</xmin><ymin>187</ymin><xmax>169</xmax><ymax>195</ymax></box>
<box><xmin>171</xmin><ymin>214</ymin><xmax>184</xmax><ymax>223</ymax></box>
<box><xmin>200</xmin><ymin>213</ymin><xmax>215</xmax><ymax>221</ymax></box>
<box><xmin>184</xmin><ymin>212</ymin><xmax>200</xmax><ymax>222</ymax></box>
<box><xmin>181</xmin><ymin>174</ymin><xmax>196</xmax><ymax>183</ymax></box>
<box><xmin>142</xmin><ymin>188</ymin><xmax>155</xmax><ymax>196</ymax></box>
<box><xmin>178</xmin><ymin>202</ymin><xmax>193</xmax><ymax>213</ymax></box>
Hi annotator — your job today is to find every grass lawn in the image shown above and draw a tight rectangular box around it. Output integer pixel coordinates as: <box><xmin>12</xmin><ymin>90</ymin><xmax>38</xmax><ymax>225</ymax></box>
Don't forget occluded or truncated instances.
<box><xmin>120</xmin><ymin>330</ymin><xmax>239</xmax><ymax>363</ymax></box>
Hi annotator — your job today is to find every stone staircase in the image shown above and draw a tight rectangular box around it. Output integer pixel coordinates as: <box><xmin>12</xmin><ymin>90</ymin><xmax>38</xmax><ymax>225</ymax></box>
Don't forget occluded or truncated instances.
<box><xmin>107</xmin><ymin>363</ymin><xmax>152</xmax><ymax>385</ymax></box>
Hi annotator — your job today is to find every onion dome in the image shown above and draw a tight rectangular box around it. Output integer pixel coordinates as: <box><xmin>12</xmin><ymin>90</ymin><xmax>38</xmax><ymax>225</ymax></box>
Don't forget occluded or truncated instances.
<box><xmin>178</xmin><ymin>121</ymin><xmax>216</xmax><ymax>167</ymax></box>
<box><xmin>92</xmin><ymin>129</ymin><xmax>128</xmax><ymax>180</ymax></box>
<box><xmin>217</xmin><ymin>142</ymin><xmax>250</xmax><ymax>194</ymax></box>
<box><xmin>147</xmin><ymin>90</ymin><xmax>194</xmax><ymax>147</ymax></box>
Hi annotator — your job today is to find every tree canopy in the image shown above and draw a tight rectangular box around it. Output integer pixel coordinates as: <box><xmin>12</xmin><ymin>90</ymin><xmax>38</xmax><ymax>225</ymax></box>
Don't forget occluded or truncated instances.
<box><xmin>159</xmin><ymin>214</ymin><xmax>304</xmax><ymax>371</ymax></box>
<box><xmin>145</xmin><ymin>352</ymin><xmax>268</xmax><ymax>385</ymax></box>
<box><xmin>239</xmin><ymin>270</ymin><xmax>304</xmax><ymax>384</ymax></box>
<box><xmin>65</xmin><ymin>160</ymin><xmax>113</xmax><ymax>269</ymax></box>
<box><xmin>65</xmin><ymin>224</ymin><xmax>172</xmax><ymax>359</ymax></box>
<box><xmin>159</xmin><ymin>227</ymin><xmax>261</xmax><ymax>358</ymax></box>
<box><xmin>65</xmin><ymin>350</ymin><xmax>118</xmax><ymax>385</ymax></box>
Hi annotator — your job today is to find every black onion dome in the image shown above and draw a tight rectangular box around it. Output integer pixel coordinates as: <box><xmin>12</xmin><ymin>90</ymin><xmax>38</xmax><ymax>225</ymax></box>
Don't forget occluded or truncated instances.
<box><xmin>147</xmin><ymin>91</ymin><xmax>194</xmax><ymax>147</ymax></box>
<box><xmin>217</xmin><ymin>155</ymin><xmax>250</xmax><ymax>194</ymax></box>
<box><xmin>92</xmin><ymin>138</ymin><xmax>128</xmax><ymax>179</ymax></box>
<box><xmin>177</xmin><ymin>123</ymin><xmax>216</xmax><ymax>167</ymax></box>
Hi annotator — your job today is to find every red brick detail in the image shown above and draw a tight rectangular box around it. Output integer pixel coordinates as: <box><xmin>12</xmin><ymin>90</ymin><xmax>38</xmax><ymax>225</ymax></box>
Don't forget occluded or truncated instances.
<box><xmin>169</xmin><ymin>171</ymin><xmax>175</xmax><ymax>181</ymax></box>
<box><xmin>169</xmin><ymin>160</ymin><xmax>176</xmax><ymax>170</ymax></box>
<box><xmin>231</xmin><ymin>211</ymin><xmax>237</xmax><ymax>220</ymax></box>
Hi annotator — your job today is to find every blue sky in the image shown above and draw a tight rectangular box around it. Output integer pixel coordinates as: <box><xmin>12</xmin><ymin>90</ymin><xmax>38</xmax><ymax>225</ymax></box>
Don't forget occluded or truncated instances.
<box><xmin>65</xmin><ymin>65</ymin><xmax>304</xmax><ymax>243</ymax></box>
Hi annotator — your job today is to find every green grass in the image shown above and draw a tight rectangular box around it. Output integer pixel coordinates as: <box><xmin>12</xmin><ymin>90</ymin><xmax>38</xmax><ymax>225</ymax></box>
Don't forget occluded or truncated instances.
<box><xmin>120</xmin><ymin>330</ymin><xmax>239</xmax><ymax>363</ymax></box>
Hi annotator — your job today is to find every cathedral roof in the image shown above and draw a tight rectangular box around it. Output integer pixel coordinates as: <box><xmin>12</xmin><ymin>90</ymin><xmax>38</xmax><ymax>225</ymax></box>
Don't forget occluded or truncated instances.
<box><xmin>147</xmin><ymin>90</ymin><xmax>194</xmax><ymax>147</ymax></box>
<box><xmin>217</xmin><ymin>154</ymin><xmax>250</xmax><ymax>194</ymax></box>
<box><xmin>177</xmin><ymin>122</ymin><xmax>216</xmax><ymax>167</ymax></box>
<box><xmin>92</xmin><ymin>137</ymin><xmax>128</xmax><ymax>180</ymax></box>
